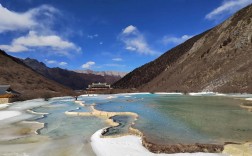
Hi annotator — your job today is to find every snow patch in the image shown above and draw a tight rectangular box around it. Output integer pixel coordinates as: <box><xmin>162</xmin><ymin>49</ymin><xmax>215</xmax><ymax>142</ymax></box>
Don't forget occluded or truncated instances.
<box><xmin>81</xmin><ymin>94</ymin><xmax>98</xmax><ymax>97</ymax></box>
<box><xmin>91</xmin><ymin>129</ymin><xmax>224</xmax><ymax>156</ymax></box>
<box><xmin>189</xmin><ymin>92</ymin><xmax>215</xmax><ymax>96</ymax></box>
<box><xmin>154</xmin><ymin>92</ymin><xmax>183</xmax><ymax>95</ymax></box>
<box><xmin>0</xmin><ymin>104</ymin><xmax>9</xmax><ymax>110</ymax></box>
<box><xmin>246</xmin><ymin>98</ymin><xmax>252</xmax><ymax>101</ymax></box>
<box><xmin>0</xmin><ymin>111</ymin><xmax>21</xmax><ymax>121</ymax></box>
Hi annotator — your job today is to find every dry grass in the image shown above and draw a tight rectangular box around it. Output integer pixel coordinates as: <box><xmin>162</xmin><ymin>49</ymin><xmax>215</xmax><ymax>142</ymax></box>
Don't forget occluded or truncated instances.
<box><xmin>113</xmin><ymin>4</ymin><xmax>252</xmax><ymax>93</ymax></box>
<box><xmin>0</xmin><ymin>50</ymin><xmax>75</xmax><ymax>101</ymax></box>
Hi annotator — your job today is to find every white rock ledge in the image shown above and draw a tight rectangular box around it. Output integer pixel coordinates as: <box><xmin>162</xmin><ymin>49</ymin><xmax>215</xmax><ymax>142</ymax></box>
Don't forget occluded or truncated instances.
<box><xmin>91</xmin><ymin>129</ymin><xmax>225</xmax><ymax>156</ymax></box>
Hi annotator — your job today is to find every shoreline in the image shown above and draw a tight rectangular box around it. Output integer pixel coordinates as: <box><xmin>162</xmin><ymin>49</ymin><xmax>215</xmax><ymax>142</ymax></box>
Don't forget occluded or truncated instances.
<box><xmin>67</xmin><ymin>101</ymin><xmax>225</xmax><ymax>154</ymax></box>
<box><xmin>91</xmin><ymin>129</ymin><xmax>224</xmax><ymax>156</ymax></box>
<box><xmin>65</xmin><ymin>103</ymin><xmax>138</xmax><ymax>127</ymax></box>
<box><xmin>240</xmin><ymin>103</ymin><xmax>252</xmax><ymax>112</ymax></box>
<box><xmin>74</xmin><ymin>100</ymin><xmax>86</xmax><ymax>106</ymax></box>
<box><xmin>0</xmin><ymin>110</ymin><xmax>21</xmax><ymax>121</ymax></box>
<box><xmin>239</xmin><ymin>98</ymin><xmax>252</xmax><ymax>112</ymax></box>
<box><xmin>2</xmin><ymin>93</ymin><xmax>252</xmax><ymax>155</ymax></box>
<box><xmin>105</xmin><ymin>117</ymin><xmax>224</xmax><ymax>154</ymax></box>
<box><xmin>26</xmin><ymin>108</ymin><xmax>49</xmax><ymax>115</ymax></box>
<box><xmin>142</xmin><ymin>136</ymin><xmax>223</xmax><ymax>154</ymax></box>
<box><xmin>0</xmin><ymin>104</ymin><xmax>9</xmax><ymax>110</ymax></box>
<box><xmin>20</xmin><ymin>120</ymin><xmax>47</xmax><ymax>135</ymax></box>
<box><xmin>25</xmin><ymin>106</ymin><xmax>51</xmax><ymax>135</ymax></box>
<box><xmin>19</xmin><ymin>93</ymin><xmax>252</xmax><ymax>155</ymax></box>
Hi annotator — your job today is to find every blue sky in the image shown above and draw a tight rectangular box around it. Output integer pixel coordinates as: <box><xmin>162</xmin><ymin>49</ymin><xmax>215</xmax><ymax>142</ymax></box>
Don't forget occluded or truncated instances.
<box><xmin>0</xmin><ymin>0</ymin><xmax>251</xmax><ymax>72</ymax></box>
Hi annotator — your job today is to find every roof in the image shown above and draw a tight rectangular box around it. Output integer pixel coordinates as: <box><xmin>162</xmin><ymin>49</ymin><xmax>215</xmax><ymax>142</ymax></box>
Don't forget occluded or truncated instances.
<box><xmin>92</xmin><ymin>82</ymin><xmax>109</xmax><ymax>85</ymax></box>
<box><xmin>0</xmin><ymin>85</ymin><xmax>11</xmax><ymax>95</ymax></box>
<box><xmin>0</xmin><ymin>85</ymin><xmax>20</xmax><ymax>96</ymax></box>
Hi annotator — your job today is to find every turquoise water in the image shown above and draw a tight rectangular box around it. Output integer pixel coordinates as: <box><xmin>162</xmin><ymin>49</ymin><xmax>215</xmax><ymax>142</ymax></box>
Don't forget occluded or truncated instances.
<box><xmin>20</xmin><ymin>94</ymin><xmax>252</xmax><ymax>146</ymax></box>
<box><xmin>0</xmin><ymin>97</ymin><xmax>107</xmax><ymax>156</ymax></box>
<box><xmin>94</xmin><ymin>94</ymin><xmax>252</xmax><ymax>144</ymax></box>
<box><xmin>102</xmin><ymin>115</ymin><xmax>135</xmax><ymax>137</ymax></box>
<box><xmin>1</xmin><ymin>94</ymin><xmax>251</xmax><ymax>155</ymax></box>
<box><xmin>31</xmin><ymin>97</ymin><xmax>106</xmax><ymax>140</ymax></box>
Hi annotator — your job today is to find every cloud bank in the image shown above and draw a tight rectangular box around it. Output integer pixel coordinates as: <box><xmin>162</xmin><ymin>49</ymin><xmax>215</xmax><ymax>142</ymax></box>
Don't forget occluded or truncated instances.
<box><xmin>45</xmin><ymin>59</ymin><xmax>68</xmax><ymax>66</ymax></box>
<box><xmin>112</xmin><ymin>58</ymin><xmax>123</xmax><ymax>61</ymax></box>
<box><xmin>0</xmin><ymin>31</ymin><xmax>80</xmax><ymax>54</ymax></box>
<box><xmin>206</xmin><ymin>0</ymin><xmax>252</xmax><ymax>20</ymax></box>
<box><xmin>119</xmin><ymin>25</ymin><xmax>159</xmax><ymax>55</ymax></box>
<box><xmin>0</xmin><ymin>3</ymin><xmax>81</xmax><ymax>56</ymax></box>
<box><xmin>87</xmin><ymin>34</ymin><xmax>99</xmax><ymax>39</ymax></box>
<box><xmin>82</xmin><ymin>61</ymin><xmax>95</xmax><ymax>69</ymax></box>
<box><xmin>162</xmin><ymin>35</ymin><xmax>194</xmax><ymax>45</ymax></box>
<box><xmin>0</xmin><ymin>4</ymin><xmax>58</xmax><ymax>33</ymax></box>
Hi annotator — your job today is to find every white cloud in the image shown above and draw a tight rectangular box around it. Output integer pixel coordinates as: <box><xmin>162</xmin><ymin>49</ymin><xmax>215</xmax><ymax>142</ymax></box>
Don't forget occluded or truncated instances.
<box><xmin>122</xmin><ymin>25</ymin><xmax>137</xmax><ymax>35</ymax></box>
<box><xmin>81</xmin><ymin>61</ymin><xmax>95</xmax><ymax>69</ymax></box>
<box><xmin>0</xmin><ymin>31</ymin><xmax>80</xmax><ymax>54</ymax></box>
<box><xmin>0</xmin><ymin>4</ymin><xmax>58</xmax><ymax>33</ymax></box>
<box><xmin>0</xmin><ymin>4</ymin><xmax>81</xmax><ymax>56</ymax></box>
<box><xmin>87</xmin><ymin>34</ymin><xmax>99</xmax><ymax>39</ymax></box>
<box><xmin>14</xmin><ymin>31</ymin><xmax>77</xmax><ymax>49</ymax></box>
<box><xmin>59</xmin><ymin>62</ymin><xmax>68</xmax><ymax>66</ymax></box>
<box><xmin>45</xmin><ymin>59</ymin><xmax>57</xmax><ymax>64</ymax></box>
<box><xmin>0</xmin><ymin>44</ymin><xmax>28</xmax><ymax>52</ymax></box>
<box><xmin>125</xmin><ymin>46</ymin><xmax>136</xmax><ymax>51</ymax></box>
<box><xmin>99</xmin><ymin>42</ymin><xmax>103</xmax><ymax>45</ymax></box>
<box><xmin>119</xmin><ymin>25</ymin><xmax>159</xmax><ymax>55</ymax></box>
<box><xmin>45</xmin><ymin>59</ymin><xmax>68</xmax><ymax>66</ymax></box>
<box><xmin>112</xmin><ymin>58</ymin><xmax>123</xmax><ymax>61</ymax></box>
<box><xmin>162</xmin><ymin>35</ymin><xmax>194</xmax><ymax>45</ymax></box>
<box><xmin>206</xmin><ymin>0</ymin><xmax>252</xmax><ymax>20</ymax></box>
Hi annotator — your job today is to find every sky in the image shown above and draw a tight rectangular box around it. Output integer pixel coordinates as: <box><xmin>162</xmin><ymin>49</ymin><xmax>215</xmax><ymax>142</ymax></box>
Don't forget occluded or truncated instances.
<box><xmin>0</xmin><ymin>0</ymin><xmax>251</xmax><ymax>72</ymax></box>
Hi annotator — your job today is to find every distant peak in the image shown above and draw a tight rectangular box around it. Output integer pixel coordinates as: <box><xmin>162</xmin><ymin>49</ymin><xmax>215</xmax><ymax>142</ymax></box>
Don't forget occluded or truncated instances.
<box><xmin>22</xmin><ymin>57</ymin><xmax>47</xmax><ymax>69</ymax></box>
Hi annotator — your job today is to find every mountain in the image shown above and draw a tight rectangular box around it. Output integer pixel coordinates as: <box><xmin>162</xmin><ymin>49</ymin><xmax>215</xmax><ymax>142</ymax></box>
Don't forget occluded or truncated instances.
<box><xmin>74</xmin><ymin>70</ymin><xmax>127</xmax><ymax>85</ymax></box>
<box><xmin>74</xmin><ymin>70</ymin><xmax>127</xmax><ymax>78</ymax></box>
<box><xmin>0</xmin><ymin>50</ymin><xmax>74</xmax><ymax>100</ymax></box>
<box><xmin>23</xmin><ymin>58</ymin><xmax>122</xmax><ymax>90</ymax></box>
<box><xmin>113</xmin><ymin>4</ymin><xmax>252</xmax><ymax>93</ymax></box>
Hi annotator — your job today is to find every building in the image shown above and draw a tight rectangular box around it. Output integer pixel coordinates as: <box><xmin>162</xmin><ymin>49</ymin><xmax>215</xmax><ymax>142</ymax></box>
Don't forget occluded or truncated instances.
<box><xmin>87</xmin><ymin>82</ymin><xmax>111</xmax><ymax>90</ymax></box>
<box><xmin>0</xmin><ymin>85</ymin><xmax>20</xmax><ymax>104</ymax></box>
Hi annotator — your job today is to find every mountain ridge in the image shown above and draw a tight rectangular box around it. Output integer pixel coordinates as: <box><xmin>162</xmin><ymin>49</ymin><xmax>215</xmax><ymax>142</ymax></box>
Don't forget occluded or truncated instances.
<box><xmin>0</xmin><ymin>50</ymin><xmax>74</xmax><ymax>100</ymax></box>
<box><xmin>113</xmin><ymin>4</ymin><xmax>252</xmax><ymax>93</ymax></box>
<box><xmin>22</xmin><ymin>58</ymin><xmax>123</xmax><ymax>90</ymax></box>
<box><xmin>74</xmin><ymin>70</ymin><xmax>127</xmax><ymax>78</ymax></box>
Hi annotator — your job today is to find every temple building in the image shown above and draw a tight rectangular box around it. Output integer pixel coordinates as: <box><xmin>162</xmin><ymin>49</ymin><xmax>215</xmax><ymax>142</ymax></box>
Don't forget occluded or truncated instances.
<box><xmin>0</xmin><ymin>85</ymin><xmax>20</xmax><ymax>104</ymax></box>
<box><xmin>87</xmin><ymin>82</ymin><xmax>111</xmax><ymax>90</ymax></box>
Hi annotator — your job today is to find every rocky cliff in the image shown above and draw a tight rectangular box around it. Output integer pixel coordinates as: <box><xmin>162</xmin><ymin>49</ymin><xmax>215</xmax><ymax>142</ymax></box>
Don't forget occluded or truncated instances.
<box><xmin>113</xmin><ymin>4</ymin><xmax>252</xmax><ymax>93</ymax></box>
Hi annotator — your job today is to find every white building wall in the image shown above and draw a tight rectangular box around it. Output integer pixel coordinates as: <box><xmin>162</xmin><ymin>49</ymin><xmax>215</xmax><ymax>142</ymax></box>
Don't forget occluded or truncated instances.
<box><xmin>0</xmin><ymin>98</ymin><xmax>10</xmax><ymax>104</ymax></box>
